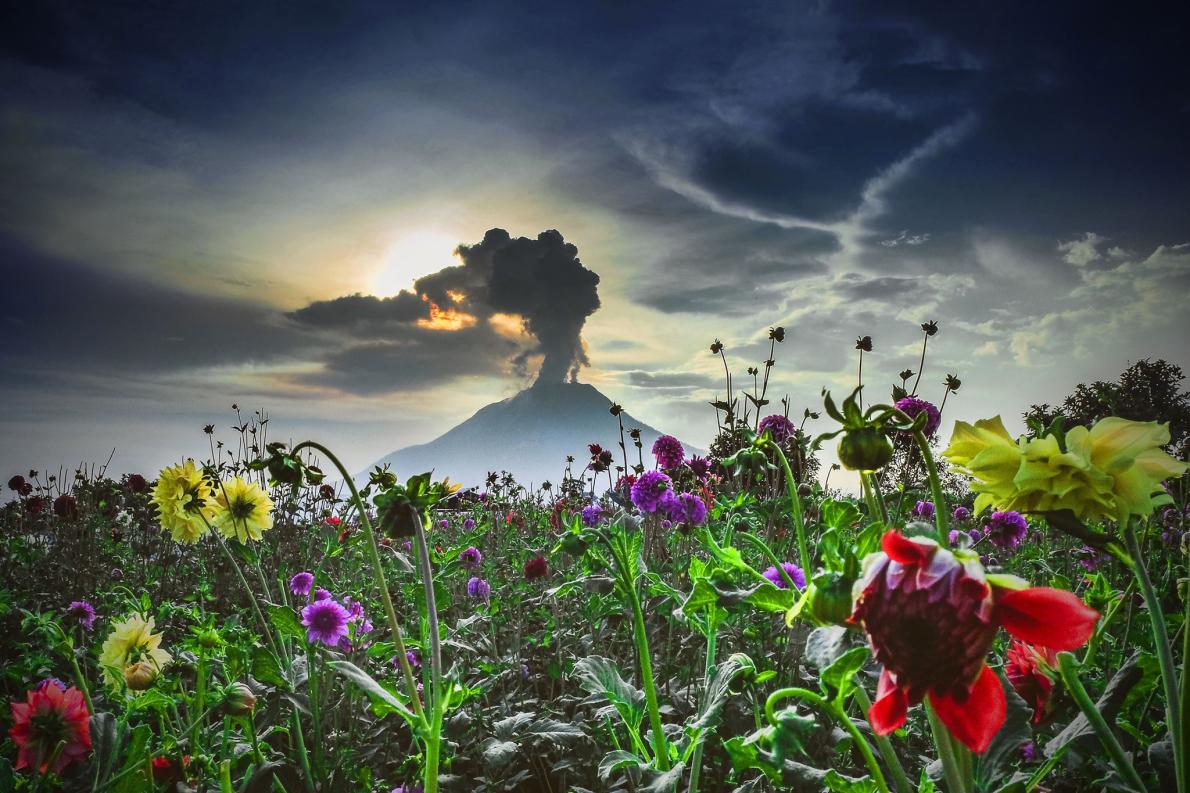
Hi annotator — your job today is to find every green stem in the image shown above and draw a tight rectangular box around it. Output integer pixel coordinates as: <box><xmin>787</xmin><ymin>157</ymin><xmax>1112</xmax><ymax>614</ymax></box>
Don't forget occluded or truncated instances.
<box><xmin>905</xmin><ymin>425</ymin><xmax>948</xmax><ymax>543</ymax></box>
<box><xmin>764</xmin><ymin>441</ymin><xmax>810</xmax><ymax>574</ymax></box>
<box><xmin>611</xmin><ymin>533</ymin><xmax>670</xmax><ymax>770</ymax></box>
<box><xmin>852</xmin><ymin>685</ymin><xmax>912</xmax><ymax>793</ymax></box>
<box><xmin>737</xmin><ymin>532</ymin><xmax>800</xmax><ymax>590</ymax></box>
<box><xmin>1057</xmin><ymin>652</ymin><xmax>1148</xmax><ymax>792</ymax></box>
<box><xmin>194</xmin><ymin>647</ymin><xmax>206</xmax><ymax>753</ymax></box>
<box><xmin>413</xmin><ymin>509</ymin><xmax>444</xmax><ymax>792</ymax></box>
<box><xmin>306</xmin><ymin>643</ymin><xmax>322</xmax><ymax>778</ymax></box>
<box><xmin>210</xmin><ymin>530</ymin><xmax>282</xmax><ymax>662</ymax></box>
<box><xmin>765</xmin><ymin>688</ymin><xmax>888</xmax><ymax>793</ymax></box>
<box><xmin>925</xmin><ymin>700</ymin><xmax>968</xmax><ymax>793</ymax></box>
<box><xmin>1182</xmin><ymin>571</ymin><xmax>1189</xmax><ymax>793</ymax></box>
<box><xmin>687</xmin><ymin>616</ymin><xmax>720</xmax><ymax>793</ymax></box>
<box><xmin>1125</xmin><ymin>523</ymin><xmax>1182</xmax><ymax>793</ymax></box>
<box><xmin>291</xmin><ymin>441</ymin><xmax>425</xmax><ymax>721</ymax></box>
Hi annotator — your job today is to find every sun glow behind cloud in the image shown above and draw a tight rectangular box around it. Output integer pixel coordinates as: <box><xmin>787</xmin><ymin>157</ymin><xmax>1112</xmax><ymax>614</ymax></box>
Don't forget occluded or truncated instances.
<box><xmin>372</xmin><ymin>230</ymin><xmax>462</xmax><ymax>296</ymax></box>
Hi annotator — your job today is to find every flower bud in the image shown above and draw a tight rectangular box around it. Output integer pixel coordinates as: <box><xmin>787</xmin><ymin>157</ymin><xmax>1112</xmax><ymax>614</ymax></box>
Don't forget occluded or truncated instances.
<box><xmin>196</xmin><ymin>628</ymin><xmax>222</xmax><ymax>650</ymax></box>
<box><xmin>223</xmin><ymin>682</ymin><xmax>257</xmax><ymax>716</ymax></box>
<box><xmin>837</xmin><ymin>427</ymin><xmax>893</xmax><ymax>472</ymax></box>
<box><xmin>124</xmin><ymin>661</ymin><xmax>158</xmax><ymax>691</ymax></box>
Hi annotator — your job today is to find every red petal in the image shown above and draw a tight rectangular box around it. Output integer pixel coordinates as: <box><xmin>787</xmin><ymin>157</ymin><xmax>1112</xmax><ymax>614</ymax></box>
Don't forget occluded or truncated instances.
<box><xmin>928</xmin><ymin>664</ymin><xmax>1005</xmax><ymax>754</ymax></box>
<box><xmin>868</xmin><ymin>668</ymin><xmax>908</xmax><ymax>736</ymax></box>
<box><xmin>881</xmin><ymin>531</ymin><xmax>932</xmax><ymax>565</ymax></box>
<box><xmin>995</xmin><ymin>587</ymin><xmax>1099</xmax><ymax>651</ymax></box>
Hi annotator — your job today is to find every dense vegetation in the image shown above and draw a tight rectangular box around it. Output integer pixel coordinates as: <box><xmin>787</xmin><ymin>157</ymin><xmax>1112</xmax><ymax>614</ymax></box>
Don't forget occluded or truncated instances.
<box><xmin>2</xmin><ymin>329</ymin><xmax>1186</xmax><ymax>793</ymax></box>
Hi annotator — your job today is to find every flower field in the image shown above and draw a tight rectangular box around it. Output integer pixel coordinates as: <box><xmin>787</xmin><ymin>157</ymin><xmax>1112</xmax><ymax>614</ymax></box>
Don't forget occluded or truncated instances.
<box><xmin>2</xmin><ymin>330</ymin><xmax>1187</xmax><ymax>793</ymax></box>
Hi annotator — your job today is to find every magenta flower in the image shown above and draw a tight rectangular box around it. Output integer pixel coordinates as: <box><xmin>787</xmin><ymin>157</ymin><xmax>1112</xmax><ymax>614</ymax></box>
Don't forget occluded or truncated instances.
<box><xmin>289</xmin><ymin>572</ymin><xmax>314</xmax><ymax>597</ymax></box>
<box><xmin>460</xmin><ymin>546</ymin><xmax>483</xmax><ymax>569</ymax></box>
<box><xmin>581</xmin><ymin>503</ymin><xmax>604</xmax><ymax>527</ymax></box>
<box><xmin>66</xmin><ymin>600</ymin><xmax>97</xmax><ymax>631</ymax></box>
<box><xmin>301</xmin><ymin>599</ymin><xmax>350</xmax><ymax>646</ymax></box>
<box><xmin>313</xmin><ymin>587</ymin><xmax>332</xmax><ymax>601</ymax></box>
<box><xmin>462</xmin><ymin>517</ymin><xmax>476</xmax><ymax>531</ymax></box>
<box><xmin>986</xmin><ymin>511</ymin><xmax>1028</xmax><ymax>549</ymax></box>
<box><xmin>673</xmin><ymin>492</ymin><xmax>708</xmax><ymax>526</ymax></box>
<box><xmin>630</xmin><ymin>471</ymin><xmax>672</xmax><ymax>513</ymax></box>
<box><xmin>758</xmin><ymin>414</ymin><xmax>797</xmax><ymax>443</ymax></box>
<box><xmin>894</xmin><ymin>397</ymin><xmax>941</xmax><ymax>437</ymax></box>
<box><xmin>911</xmin><ymin>500</ymin><xmax>935</xmax><ymax>520</ymax></box>
<box><xmin>762</xmin><ymin>562</ymin><xmax>805</xmax><ymax>590</ymax></box>
<box><xmin>952</xmin><ymin>506</ymin><xmax>971</xmax><ymax>523</ymax></box>
<box><xmin>651</xmin><ymin>435</ymin><xmax>685</xmax><ymax>469</ymax></box>
<box><xmin>466</xmin><ymin>577</ymin><xmax>491</xmax><ymax>598</ymax></box>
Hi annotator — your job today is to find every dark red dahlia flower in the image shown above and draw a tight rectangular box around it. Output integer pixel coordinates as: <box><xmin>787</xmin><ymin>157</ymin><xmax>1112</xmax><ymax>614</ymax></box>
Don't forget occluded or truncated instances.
<box><xmin>1005</xmin><ymin>640</ymin><xmax>1058</xmax><ymax>724</ymax></box>
<box><xmin>8</xmin><ymin>475</ymin><xmax>32</xmax><ymax>495</ymax></box>
<box><xmin>850</xmin><ymin>531</ymin><xmax>1097</xmax><ymax>753</ymax></box>
<box><xmin>124</xmin><ymin>473</ymin><xmax>148</xmax><ymax>493</ymax></box>
<box><xmin>53</xmin><ymin>494</ymin><xmax>79</xmax><ymax>520</ymax></box>
<box><xmin>523</xmin><ymin>554</ymin><xmax>548</xmax><ymax>580</ymax></box>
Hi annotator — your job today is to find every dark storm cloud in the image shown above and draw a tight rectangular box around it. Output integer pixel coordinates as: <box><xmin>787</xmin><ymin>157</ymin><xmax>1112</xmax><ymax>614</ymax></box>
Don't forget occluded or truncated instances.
<box><xmin>0</xmin><ymin>235</ymin><xmax>313</xmax><ymax>377</ymax></box>
<box><xmin>835</xmin><ymin>274</ymin><xmax>924</xmax><ymax>301</ymax></box>
<box><xmin>623</xmin><ymin>370</ymin><xmax>718</xmax><ymax>390</ymax></box>
<box><xmin>289</xmin><ymin>228</ymin><xmax>601</xmax><ymax>386</ymax></box>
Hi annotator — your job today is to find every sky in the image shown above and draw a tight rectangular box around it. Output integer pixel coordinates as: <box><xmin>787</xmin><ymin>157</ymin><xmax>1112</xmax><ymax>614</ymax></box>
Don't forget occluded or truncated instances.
<box><xmin>1</xmin><ymin>0</ymin><xmax>1188</xmax><ymax>488</ymax></box>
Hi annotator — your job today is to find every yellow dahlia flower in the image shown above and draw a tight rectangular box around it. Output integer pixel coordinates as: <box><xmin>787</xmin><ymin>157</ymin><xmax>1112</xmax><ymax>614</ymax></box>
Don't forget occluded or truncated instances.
<box><xmin>99</xmin><ymin>613</ymin><xmax>171</xmax><ymax>689</ymax></box>
<box><xmin>211</xmin><ymin>477</ymin><xmax>275</xmax><ymax>543</ymax></box>
<box><xmin>153</xmin><ymin>459</ymin><xmax>214</xmax><ymax>543</ymax></box>
<box><xmin>944</xmin><ymin>416</ymin><xmax>1187</xmax><ymax>524</ymax></box>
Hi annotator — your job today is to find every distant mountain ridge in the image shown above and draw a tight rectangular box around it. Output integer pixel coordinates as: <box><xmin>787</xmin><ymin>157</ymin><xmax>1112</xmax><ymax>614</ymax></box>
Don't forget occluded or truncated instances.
<box><xmin>368</xmin><ymin>381</ymin><xmax>701</xmax><ymax>487</ymax></box>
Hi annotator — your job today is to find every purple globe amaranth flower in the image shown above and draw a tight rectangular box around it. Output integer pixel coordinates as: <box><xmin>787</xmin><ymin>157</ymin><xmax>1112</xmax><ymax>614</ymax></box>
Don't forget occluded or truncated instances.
<box><xmin>952</xmin><ymin>506</ymin><xmax>972</xmax><ymax>523</ymax></box>
<box><xmin>758</xmin><ymin>414</ymin><xmax>797</xmax><ymax>443</ymax></box>
<box><xmin>631</xmin><ymin>471</ymin><xmax>673</xmax><ymax>513</ymax></box>
<box><xmin>651</xmin><ymin>435</ymin><xmax>685</xmax><ymax>469</ymax></box>
<box><xmin>762</xmin><ymin>562</ymin><xmax>806</xmax><ymax>590</ymax></box>
<box><xmin>466</xmin><ymin>576</ymin><xmax>491</xmax><ymax>598</ymax></box>
<box><xmin>289</xmin><ymin>572</ymin><xmax>314</xmax><ymax>597</ymax></box>
<box><xmin>673</xmin><ymin>492</ymin><xmax>708</xmax><ymax>526</ymax></box>
<box><xmin>686</xmin><ymin>456</ymin><xmax>711</xmax><ymax>479</ymax></box>
<box><xmin>986</xmin><ymin>511</ymin><xmax>1028</xmax><ymax>549</ymax></box>
<box><xmin>460</xmin><ymin>546</ymin><xmax>483</xmax><ymax>569</ymax></box>
<box><xmin>301</xmin><ymin>599</ymin><xmax>350</xmax><ymax>646</ymax></box>
<box><xmin>581</xmin><ymin>503</ymin><xmax>604</xmax><ymax>527</ymax></box>
<box><xmin>911</xmin><ymin>500</ymin><xmax>935</xmax><ymax>520</ymax></box>
<box><xmin>66</xmin><ymin>600</ymin><xmax>96</xmax><ymax>631</ymax></box>
<box><xmin>462</xmin><ymin>517</ymin><xmax>476</xmax><ymax>531</ymax></box>
<box><xmin>894</xmin><ymin>397</ymin><xmax>941</xmax><ymax>437</ymax></box>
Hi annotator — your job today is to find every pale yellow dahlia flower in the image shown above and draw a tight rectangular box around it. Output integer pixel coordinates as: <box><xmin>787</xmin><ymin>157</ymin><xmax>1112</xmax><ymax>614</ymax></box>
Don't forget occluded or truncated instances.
<box><xmin>99</xmin><ymin>613</ymin><xmax>171</xmax><ymax>689</ymax></box>
<box><xmin>210</xmin><ymin>477</ymin><xmax>275</xmax><ymax>543</ymax></box>
<box><xmin>152</xmin><ymin>459</ymin><xmax>214</xmax><ymax>543</ymax></box>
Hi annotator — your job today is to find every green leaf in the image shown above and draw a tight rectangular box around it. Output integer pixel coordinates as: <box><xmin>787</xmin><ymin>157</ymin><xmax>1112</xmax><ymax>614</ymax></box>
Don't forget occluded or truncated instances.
<box><xmin>819</xmin><ymin>646</ymin><xmax>870</xmax><ymax>703</ymax></box>
<box><xmin>527</xmin><ymin>718</ymin><xmax>585</xmax><ymax>744</ymax></box>
<box><xmin>573</xmin><ymin>656</ymin><xmax>646</xmax><ymax>731</ymax></box>
<box><xmin>823</xmin><ymin>768</ymin><xmax>881</xmax><ymax>792</ymax></box>
<box><xmin>482</xmin><ymin>739</ymin><xmax>520</xmax><ymax>769</ymax></box>
<box><xmin>327</xmin><ymin>660</ymin><xmax>416</xmax><ymax>724</ymax></box>
<box><xmin>820</xmin><ymin>499</ymin><xmax>863</xmax><ymax>531</ymax></box>
<box><xmin>745</xmin><ymin>582</ymin><xmax>795</xmax><ymax>612</ymax></box>
<box><xmin>268</xmin><ymin>605</ymin><xmax>305</xmax><ymax>641</ymax></box>
<box><xmin>111</xmin><ymin>724</ymin><xmax>152</xmax><ymax>793</ymax></box>
<box><xmin>642</xmin><ymin>761</ymin><xmax>685</xmax><ymax>792</ymax></box>
<box><xmin>599</xmin><ymin>749</ymin><xmax>647</xmax><ymax>781</ymax></box>
<box><xmin>252</xmin><ymin>646</ymin><xmax>289</xmax><ymax>690</ymax></box>
<box><xmin>688</xmin><ymin>653</ymin><xmax>755</xmax><ymax>735</ymax></box>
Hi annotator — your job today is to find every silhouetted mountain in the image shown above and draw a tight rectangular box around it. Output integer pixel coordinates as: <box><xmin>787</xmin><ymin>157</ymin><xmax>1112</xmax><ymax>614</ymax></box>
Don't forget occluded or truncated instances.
<box><xmin>368</xmin><ymin>381</ymin><xmax>700</xmax><ymax>487</ymax></box>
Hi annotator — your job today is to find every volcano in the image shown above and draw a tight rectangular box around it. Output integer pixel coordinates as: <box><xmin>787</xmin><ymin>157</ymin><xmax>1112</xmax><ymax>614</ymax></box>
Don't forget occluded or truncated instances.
<box><xmin>368</xmin><ymin>381</ymin><xmax>699</xmax><ymax>487</ymax></box>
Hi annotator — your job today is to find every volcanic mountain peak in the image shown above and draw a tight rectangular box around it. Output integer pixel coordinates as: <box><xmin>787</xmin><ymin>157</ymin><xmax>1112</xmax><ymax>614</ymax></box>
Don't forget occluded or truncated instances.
<box><xmin>369</xmin><ymin>381</ymin><xmax>699</xmax><ymax>487</ymax></box>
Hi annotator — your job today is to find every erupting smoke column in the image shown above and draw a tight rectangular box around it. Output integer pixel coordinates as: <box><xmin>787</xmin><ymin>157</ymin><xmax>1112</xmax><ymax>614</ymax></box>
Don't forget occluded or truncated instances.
<box><xmin>417</xmin><ymin>228</ymin><xmax>601</xmax><ymax>384</ymax></box>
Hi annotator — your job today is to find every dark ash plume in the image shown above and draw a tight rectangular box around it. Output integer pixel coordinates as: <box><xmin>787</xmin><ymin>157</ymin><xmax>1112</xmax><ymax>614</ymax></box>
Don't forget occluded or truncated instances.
<box><xmin>289</xmin><ymin>228</ymin><xmax>601</xmax><ymax>386</ymax></box>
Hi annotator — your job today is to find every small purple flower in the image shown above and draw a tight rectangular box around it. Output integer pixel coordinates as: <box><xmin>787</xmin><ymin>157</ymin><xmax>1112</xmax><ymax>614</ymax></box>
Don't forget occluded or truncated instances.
<box><xmin>289</xmin><ymin>572</ymin><xmax>314</xmax><ymax>597</ymax></box>
<box><xmin>948</xmin><ymin>529</ymin><xmax>961</xmax><ymax>546</ymax></box>
<box><xmin>313</xmin><ymin>587</ymin><xmax>332</xmax><ymax>601</ymax></box>
<box><xmin>686</xmin><ymin>456</ymin><xmax>711</xmax><ymax>479</ymax></box>
<box><xmin>462</xmin><ymin>517</ymin><xmax>476</xmax><ymax>531</ymax></box>
<box><xmin>893</xmin><ymin>396</ymin><xmax>941</xmax><ymax>437</ymax></box>
<box><xmin>301</xmin><ymin>599</ymin><xmax>350</xmax><ymax>645</ymax></box>
<box><xmin>673</xmin><ymin>492</ymin><xmax>708</xmax><ymax>526</ymax></box>
<box><xmin>35</xmin><ymin>677</ymin><xmax>67</xmax><ymax>692</ymax></box>
<box><xmin>987</xmin><ymin>511</ymin><xmax>1028</xmax><ymax>549</ymax></box>
<box><xmin>911</xmin><ymin>500</ymin><xmax>935</xmax><ymax>520</ymax></box>
<box><xmin>1020</xmin><ymin>741</ymin><xmax>1037</xmax><ymax>762</ymax></box>
<box><xmin>581</xmin><ymin>503</ymin><xmax>604</xmax><ymax>527</ymax></box>
<box><xmin>660</xmin><ymin>519</ymin><xmax>673</xmax><ymax>530</ymax></box>
<box><xmin>437</xmin><ymin>518</ymin><xmax>449</xmax><ymax>529</ymax></box>
<box><xmin>630</xmin><ymin>471</ymin><xmax>673</xmax><ymax>513</ymax></box>
<box><xmin>969</xmin><ymin>528</ymin><xmax>983</xmax><ymax>543</ymax></box>
<box><xmin>66</xmin><ymin>600</ymin><xmax>97</xmax><ymax>630</ymax></box>
<box><xmin>460</xmin><ymin>546</ymin><xmax>483</xmax><ymax>569</ymax></box>
<box><xmin>758</xmin><ymin>414</ymin><xmax>797</xmax><ymax>443</ymax></box>
<box><xmin>651</xmin><ymin>435</ymin><xmax>685</xmax><ymax>469</ymax></box>
<box><xmin>762</xmin><ymin>562</ymin><xmax>805</xmax><ymax>590</ymax></box>
<box><xmin>1077</xmin><ymin>545</ymin><xmax>1112</xmax><ymax>572</ymax></box>
<box><xmin>466</xmin><ymin>576</ymin><xmax>491</xmax><ymax>599</ymax></box>
<box><xmin>952</xmin><ymin>506</ymin><xmax>971</xmax><ymax>523</ymax></box>
<box><xmin>406</xmin><ymin>650</ymin><xmax>421</xmax><ymax>668</ymax></box>
<box><xmin>344</xmin><ymin>597</ymin><xmax>365</xmax><ymax>621</ymax></box>
<box><xmin>392</xmin><ymin>785</ymin><xmax>423</xmax><ymax>793</ymax></box>
<box><xmin>401</xmin><ymin>539</ymin><xmax>413</xmax><ymax>553</ymax></box>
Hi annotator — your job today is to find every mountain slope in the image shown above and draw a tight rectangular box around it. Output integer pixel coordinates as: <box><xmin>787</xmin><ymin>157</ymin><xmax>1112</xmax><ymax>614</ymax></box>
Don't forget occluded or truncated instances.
<box><xmin>368</xmin><ymin>382</ymin><xmax>700</xmax><ymax>487</ymax></box>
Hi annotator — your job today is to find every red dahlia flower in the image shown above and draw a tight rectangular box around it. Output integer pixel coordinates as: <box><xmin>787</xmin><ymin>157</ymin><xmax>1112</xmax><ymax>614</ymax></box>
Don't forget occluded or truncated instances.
<box><xmin>523</xmin><ymin>554</ymin><xmax>548</xmax><ymax>580</ymax></box>
<box><xmin>850</xmin><ymin>531</ymin><xmax>1098</xmax><ymax>753</ymax></box>
<box><xmin>1005</xmin><ymin>640</ymin><xmax>1058</xmax><ymax>724</ymax></box>
<box><xmin>9</xmin><ymin>683</ymin><xmax>92</xmax><ymax>774</ymax></box>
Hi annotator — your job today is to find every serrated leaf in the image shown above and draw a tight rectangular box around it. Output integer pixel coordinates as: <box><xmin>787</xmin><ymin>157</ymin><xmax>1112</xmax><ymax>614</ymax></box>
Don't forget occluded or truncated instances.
<box><xmin>268</xmin><ymin>605</ymin><xmax>306</xmax><ymax>641</ymax></box>
<box><xmin>642</xmin><ymin>761</ymin><xmax>685</xmax><ymax>792</ymax></box>
<box><xmin>528</xmin><ymin>718</ymin><xmax>585</xmax><ymax>744</ymax></box>
<box><xmin>483</xmin><ymin>739</ymin><xmax>520</xmax><ymax>768</ymax></box>
<box><xmin>252</xmin><ymin>646</ymin><xmax>289</xmax><ymax>690</ymax></box>
<box><xmin>328</xmin><ymin>660</ymin><xmax>416</xmax><ymax>724</ymax></box>
<box><xmin>573</xmin><ymin>656</ymin><xmax>646</xmax><ymax>731</ymax></box>
<box><xmin>493</xmin><ymin>711</ymin><xmax>535</xmax><ymax>741</ymax></box>
<box><xmin>599</xmin><ymin>749</ymin><xmax>646</xmax><ymax>781</ymax></box>
<box><xmin>819</xmin><ymin>646</ymin><xmax>870</xmax><ymax>703</ymax></box>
